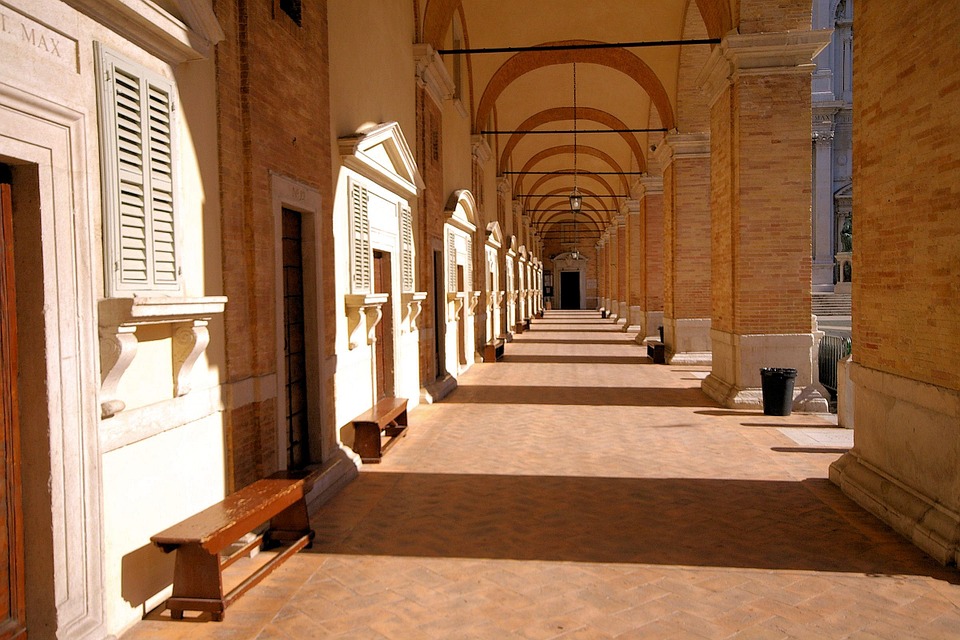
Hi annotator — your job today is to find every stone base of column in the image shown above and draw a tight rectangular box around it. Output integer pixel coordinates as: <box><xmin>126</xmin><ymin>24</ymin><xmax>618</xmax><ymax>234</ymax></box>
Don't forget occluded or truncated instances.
<box><xmin>830</xmin><ymin>363</ymin><xmax>960</xmax><ymax>566</ymax></box>
<box><xmin>633</xmin><ymin>310</ymin><xmax>664</xmax><ymax>345</ymax></box>
<box><xmin>664</xmin><ymin>317</ymin><xmax>712</xmax><ymax>366</ymax></box>
<box><xmin>622</xmin><ymin>305</ymin><xmax>643</xmax><ymax>332</ymax></box>
<box><xmin>701</xmin><ymin>329</ymin><xmax>828</xmax><ymax>411</ymax></box>
<box><xmin>616</xmin><ymin>301</ymin><xmax>629</xmax><ymax>326</ymax></box>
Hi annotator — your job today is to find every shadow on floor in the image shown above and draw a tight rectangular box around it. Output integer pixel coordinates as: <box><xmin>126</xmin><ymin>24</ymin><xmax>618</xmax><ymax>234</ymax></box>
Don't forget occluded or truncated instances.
<box><xmin>445</xmin><ymin>385</ymin><xmax>717</xmax><ymax>407</ymax></box>
<box><xmin>509</xmin><ymin>339</ymin><xmax>635</xmax><ymax>346</ymax></box>
<box><xmin>500</xmin><ymin>355</ymin><xmax>647</xmax><ymax>365</ymax></box>
<box><xmin>309</xmin><ymin>473</ymin><xmax>959</xmax><ymax>583</ymax></box>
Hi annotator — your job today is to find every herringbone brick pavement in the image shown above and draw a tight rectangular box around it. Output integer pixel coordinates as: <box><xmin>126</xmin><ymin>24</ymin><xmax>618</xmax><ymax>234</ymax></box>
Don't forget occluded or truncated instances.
<box><xmin>124</xmin><ymin>311</ymin><xmax>960</xmax><ymax>639</ymax></box>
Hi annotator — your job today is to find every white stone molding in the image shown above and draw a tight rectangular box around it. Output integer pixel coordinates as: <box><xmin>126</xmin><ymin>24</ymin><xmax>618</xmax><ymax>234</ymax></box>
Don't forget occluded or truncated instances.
<box><xmin>345</xmin><ymin>293</ymin><xmax>389</xmax><ymax>349</ymax></box>
<box><xmin>401</xmin><ymin>291</ymin><xmax>428</xmax><ymax>332</ymax></box>
<box><xmin>497</xmin><ymin>176</ymin><xmax>511</xmax><ymax>198</ymax></box>
<box><xmin>413</xmin><ymin>43</ymin><xmax>456</xmax><ymax>109</ymax></box>
<box><xmin>63</xmin><ymin>0</ymin><xmax>224</xmax><ymax>63</ymax></box>
<box><xmin>698</xmin><ymin>30</ymin><xmax>833</xmax><ymax>106</ymax></box>
<box><xmin>98</xmin><ymin>296</ymin><xmax>227</xmax><ymax>418</ymax></box>
<box><xmin>339</xmin><ymin>122</ymin><xmax>425</xmax><ymax>199</ymax></box>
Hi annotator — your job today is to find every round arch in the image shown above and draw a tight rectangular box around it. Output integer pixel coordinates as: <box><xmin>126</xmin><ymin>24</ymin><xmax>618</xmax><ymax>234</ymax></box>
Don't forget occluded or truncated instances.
<box><xmin>475</xmin><ymin>42</ymin><xmax>676</xmax><ymax>134</ymax></box>
<box><xmin>514</xmin><ymin>145</ymin><xmax>629</xmax><ymax>194</ymax></box>
<box><xmin>497</xmin><ymin>107</ymin><xmax>646</xmax><ymax>174</ymax></box>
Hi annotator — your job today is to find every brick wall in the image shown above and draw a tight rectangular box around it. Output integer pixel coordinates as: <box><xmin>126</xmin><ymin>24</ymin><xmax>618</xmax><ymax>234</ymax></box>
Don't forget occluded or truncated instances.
<box><xmin>215</xmin><ymin>0</ymin><xmax>333</xmax><ymax>489</ymax></box>
<box><xmin>417</xmin><ymin>90</ymin><xmax>445</xmax><ymax>382</ymax></box>
<box><xmin>672</xmin><ymin>156</ymin><xmax>711</xmax><ymax>319</ymax></box>
<box><xmin>677</xmin><ymin>4</ymin><xmax>711</xmax><ymax>132</ymax></box>
<box><xmin>738</xmin><ymin>0</ymin><xmax>811</xmax><ymax>34</ymax></box>
<box><xmin>643</xmin><ymin>192</ymin><xmax>664</xmax><ymax>312</ymax></box>
<box><xmin>854</xmin><ymin>1</ymin><xmax>960</xmax><ymax>390</ymax></box>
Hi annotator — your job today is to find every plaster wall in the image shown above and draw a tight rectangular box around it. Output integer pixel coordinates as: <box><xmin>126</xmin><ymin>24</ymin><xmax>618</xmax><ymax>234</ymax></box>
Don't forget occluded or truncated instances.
<box><xmin>1</xmin><ymin>1</ymin><xmax>227</xmax><ymax>637</ymax></box>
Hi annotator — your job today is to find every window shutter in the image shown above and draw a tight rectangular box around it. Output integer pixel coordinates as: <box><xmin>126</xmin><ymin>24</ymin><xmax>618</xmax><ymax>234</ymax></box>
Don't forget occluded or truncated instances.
<box><xmin>147</xmin><ymin>82</ymin><xmax>177</xmax><ymax>284</ymax></box>
<box><xmin>97</xmin><ymin>45</ymin><xmax>180</xmax><ymax>294</ymax></box>
<box><xmin>113</xmin><ymin>66</ymin><xmax>149</xmax><ymax>284</ymax></box>
<box><xmin>350</xmin><ymin>183</ymin><xmax>371</xmax><ymax>293</ymax></box>
<box><xmin>465</xmin><ymin>236</ymin><xmax>473</xmax><ymax>291</ymax></box>
<box><xmin>401</xmin><ymin>206</ymin><xmax>414</xmax><ymax>292</ymax></box>
<box><xmin>446</xmin><ymin>229</ymin><xmax>457</xmax><ymax>292</ymax></box>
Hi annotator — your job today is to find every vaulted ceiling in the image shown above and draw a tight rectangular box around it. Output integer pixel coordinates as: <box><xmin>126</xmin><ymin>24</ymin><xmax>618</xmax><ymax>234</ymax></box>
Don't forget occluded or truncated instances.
<box><xmin>419</xmin><ymin>0</ymin><xmax>729</xmax><ymax>244</ymax></box>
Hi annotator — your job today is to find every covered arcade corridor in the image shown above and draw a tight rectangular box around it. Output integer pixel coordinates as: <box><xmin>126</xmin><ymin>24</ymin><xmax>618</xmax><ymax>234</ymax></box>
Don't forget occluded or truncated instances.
<box><xmin>123</xmin><ymin>312</ymin><xmax>960</xmax><ymax>639</ymax></box>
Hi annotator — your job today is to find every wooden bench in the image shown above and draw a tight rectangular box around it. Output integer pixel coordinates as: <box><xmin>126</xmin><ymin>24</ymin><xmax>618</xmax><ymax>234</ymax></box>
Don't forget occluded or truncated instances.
<box><xmin>483</xmin><ymin>338</ymin><xmax>505</xmax><ymax>362</ymax></box>
<box><xmin>351</xmin><ymin>397</ymin><xmax>408</xmax><ymax>463</ymax></box>
<box><xmin>151</xmin><ymin>477</ymin><xmax>314</xmax><ymax>621</ymax></box>
<box><xmin>646</xmin><ymin>340</ymin><xmax>666</xmax><ymax>364</ymax></box>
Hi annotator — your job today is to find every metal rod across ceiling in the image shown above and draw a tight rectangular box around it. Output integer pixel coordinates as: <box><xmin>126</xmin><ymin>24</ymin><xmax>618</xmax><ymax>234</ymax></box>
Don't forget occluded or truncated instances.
<box><xmin>503</xmin><ymin>171</ymin><xmax>645</xmax><ymax>175</ymax></box>
<box><xmin>482</xmin><ymin>128</ymin><xmax>666</xmax><ymax>135</ymax></box>
<box><xmin>437</xmin><ymin>38</ymin><xmax>720</xmax><ymax>55</ymax></box>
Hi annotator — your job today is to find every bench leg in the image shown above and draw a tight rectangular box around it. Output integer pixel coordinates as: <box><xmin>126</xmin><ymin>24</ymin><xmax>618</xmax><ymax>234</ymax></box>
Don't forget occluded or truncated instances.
<box><xmin>167</xmin><ymin>543</ymin><xmax>225</xmax><ymax>620</ymax></box>
<box><xmin>353</xmin><ymin>422</ymin><xmax>382</xmax><ymax>462</ymax></box>
<box><xmin>267</xmin><ymin>497</ymin><xmax>314</xmax><ymax>548</ymax></box>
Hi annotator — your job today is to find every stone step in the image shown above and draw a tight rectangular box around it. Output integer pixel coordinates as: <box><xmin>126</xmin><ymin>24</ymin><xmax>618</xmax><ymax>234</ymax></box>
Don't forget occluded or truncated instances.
<box><xmin>812</xmin><ymin>293</ymin><xmax>852</xmax><ymax>316</ymax></box>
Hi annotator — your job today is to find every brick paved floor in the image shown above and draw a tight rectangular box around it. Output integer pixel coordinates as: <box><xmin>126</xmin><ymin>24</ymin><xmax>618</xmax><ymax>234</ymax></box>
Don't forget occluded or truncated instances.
<box><xmin>123</xmin><ymin>311</ymin><xmax>960</xmax><ymax>639</ymax></box>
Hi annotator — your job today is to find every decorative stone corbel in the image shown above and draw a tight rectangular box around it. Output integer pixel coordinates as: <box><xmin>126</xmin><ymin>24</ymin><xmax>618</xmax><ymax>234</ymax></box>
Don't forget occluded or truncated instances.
<box><xmin>99</xmin><ymin>325</ymin><xmax>138</xmax><ymax>418</ymax></box>
<box><xmin>173</xmin><ymin>320</ymin><xmax>210</xmax><ymax>397</ymax></box>
<box><xmin>447</xmin><ymin>292</ymin><xmax>466</xmax><ymax>322</ymax></box>
<box><xmin>345</xmin><ymin>293</ymin><xmax>390</xmax><ymax>349</ymax></box>
<box><xmin>97</xmin><ymin>295</ymin><xmax>227</xmax><ymax>419</ymax></box>
<box><xmin>401</xmin><ymin>291</ymin><xmax>428</xmax><ymax>332</ymax></box>
<box><xmin>467</xmin><ymin>291</ymin><xmax>481</xmax><ymax>316</ymax></box>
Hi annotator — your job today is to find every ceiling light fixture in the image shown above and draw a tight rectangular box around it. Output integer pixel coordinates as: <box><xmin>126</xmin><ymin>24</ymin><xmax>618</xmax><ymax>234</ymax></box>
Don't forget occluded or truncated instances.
<box><xmin>569</xmin><ymin>61</ymin><xmax>583</xmax><ymax>261</ymax></box>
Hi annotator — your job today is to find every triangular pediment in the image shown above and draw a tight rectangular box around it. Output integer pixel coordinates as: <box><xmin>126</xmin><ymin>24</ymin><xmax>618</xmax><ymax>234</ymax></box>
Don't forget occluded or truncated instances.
<box><xmin>485</xmin><ymin>221</ymin><xmax>504</xmax><ymax>249</ymax></box>
<box><xmin>339</xmin><ymin>122</ymin><xmax>425</xmax><ymax>198</ymax></box>
<box><xmin>834</xmin><ymin>183</ymin><xmax>852</xmax><ymax>201</ymax></box>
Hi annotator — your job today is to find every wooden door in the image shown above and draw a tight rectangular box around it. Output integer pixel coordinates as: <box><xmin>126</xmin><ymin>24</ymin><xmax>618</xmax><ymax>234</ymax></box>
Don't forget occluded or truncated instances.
<box><xmin>560</xmin><ymin>271</ymin><xmax>581</xmax><ymax>309</ymax></box>
<box><xmin>373</xmin><ymin>251</ymin><xmax>394</xmax><ymax>400</ymax></box>
<box><xmin>0</xmin><ymin>167</ymin><xmax>26</xmax><ymax>639</ymax></box>
<box><xmin>282</xmin><ymin>208</ymin><xmax>309</xmax><ymax>469</ymax></box>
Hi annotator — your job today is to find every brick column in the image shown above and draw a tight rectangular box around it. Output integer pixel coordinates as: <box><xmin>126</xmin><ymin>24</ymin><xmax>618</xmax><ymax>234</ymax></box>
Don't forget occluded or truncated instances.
<box><xmin>699</xmin><ymin>31</ymin><xmax>830</xmax><ymax>410</ymax></box>
<box><xmin>605</xmin><ymin>225</ymin><xmax>619</xmax><ymax>320</ymax></box>
<box><xmin>615</xmin><ymin>214</ymin><xmax>628</xmax><ymax>325</ymax></box>
<box><xmin>830</xmin><ymin>1</ymin><xmax>960</xmax><ymax>566</ymax></box>
<box><xmin>637</xmin><ymin>176</ymin><xmax>664</xmax><ymax>340</ymax></box>
<box><xmin>596</xmin><ymin>235</ymin><xmax>607</xmax><ymax>314</ymax></box>
<box><xmin>655</xmin><ymin>133</ymin><xmax>712</xmax><ymax>365</ymax></box>
<box><xmin>623</xmin><ymin>199</ymin><xmax>642</xmax><ymax>331</ymax></box>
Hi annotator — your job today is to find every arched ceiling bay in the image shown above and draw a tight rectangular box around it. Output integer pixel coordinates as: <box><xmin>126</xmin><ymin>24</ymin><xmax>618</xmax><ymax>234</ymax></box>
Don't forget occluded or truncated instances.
<box><xmin>425</xmin><ymin>0</ymin><xmax>725</xmax><ymax>230</ymax></box>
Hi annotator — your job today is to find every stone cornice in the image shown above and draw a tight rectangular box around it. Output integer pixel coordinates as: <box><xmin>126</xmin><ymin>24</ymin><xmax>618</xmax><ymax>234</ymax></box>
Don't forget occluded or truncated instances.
<box><xmin>413</xmin><ymin>43</ymin><xmax>455</xmax><ymax>109</ymax></box>
<box><xmin>698</xmin><ymin>30</ymin><xmax>833</xmax><ymax>106</ymax></box>
<box><xmin>631</xmin><ymin>174</ymin><xmax>665</xmax><ymax>200</ymax></box>
<box><xmin>652</xmin><ymin>133</ymin><xmax>710</xmax><ymax>169</ymax></box>
<box><xmin>471</xmin><ymin>135</ymin><xmax>493</xmax><ymax>164</ymax></box>
<box><xmin>622</xmin><ymin>199</ymin><xmax>641</xmax><ymax>216</ymax></box>
<box><xmin>63</xmin><ymin>0</ymin><xmax>224</xmax><ymax>62</ymax></box>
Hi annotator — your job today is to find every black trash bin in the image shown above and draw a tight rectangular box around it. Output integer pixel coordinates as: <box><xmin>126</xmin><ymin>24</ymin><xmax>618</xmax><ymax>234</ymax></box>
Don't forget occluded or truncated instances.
<box><xmin>760</xmin><ymin>367</ymin><xmax>798</xmax><ymax>416</ymax></box>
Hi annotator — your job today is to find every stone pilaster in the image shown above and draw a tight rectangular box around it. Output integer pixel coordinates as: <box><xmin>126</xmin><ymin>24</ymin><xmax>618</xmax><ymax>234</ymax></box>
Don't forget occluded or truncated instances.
<box><xmin>655</xmin><ymin>133</ymin><xmax>712</xmax><ymax>365</ymax></box>
<box><xmin>812</xmin><ymin>109</ymin><xmax>837</xmax><ymax>292</ymax></box>
<box><xmin>698</xmin><ymin>30</ymin><xmax>831</xmax><ymax>411</ymax></box>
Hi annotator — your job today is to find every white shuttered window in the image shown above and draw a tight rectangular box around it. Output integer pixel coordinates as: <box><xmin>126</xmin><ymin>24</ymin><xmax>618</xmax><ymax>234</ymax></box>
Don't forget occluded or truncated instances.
<box><xmin>96</xmin><ymin>44</ymin><xmax>181</xmax><ymax>294</ymax></box>
<box><xmin>349</xmin><ymin>182</ymin><xmax>372</xmax><ymax>293</ymax></box>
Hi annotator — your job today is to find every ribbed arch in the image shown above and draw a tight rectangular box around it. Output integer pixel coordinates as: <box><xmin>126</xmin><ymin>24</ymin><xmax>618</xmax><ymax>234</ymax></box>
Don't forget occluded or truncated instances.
<box><xmin>514</xmin><ymin>146</ymin><xmax>628</xmax><ymax>194</ymax></box>
<box><xmin>475</xmin><ymin>42</ymin><xmax>675</xmax><ymax>134</ymax></box>
<box><xmin>497</xmin><ymin>107</ymin><xmax>646</xmax><ymax>175</ymax></box>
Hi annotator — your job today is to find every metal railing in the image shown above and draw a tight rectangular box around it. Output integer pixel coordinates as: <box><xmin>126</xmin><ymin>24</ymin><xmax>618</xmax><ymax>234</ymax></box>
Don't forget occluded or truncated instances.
<box><xmin>819</xmin><ymin>335</ymin><xmax>852</xmax><ymax>402</ymax></box>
